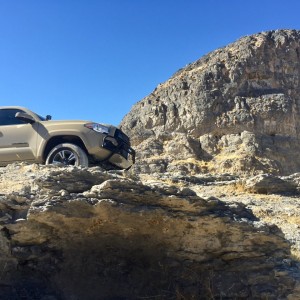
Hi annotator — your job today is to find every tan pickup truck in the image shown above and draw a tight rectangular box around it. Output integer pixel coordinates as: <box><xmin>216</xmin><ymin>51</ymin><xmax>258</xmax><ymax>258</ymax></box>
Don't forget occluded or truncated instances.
<box><xmin>0</xmin><ymin>106</ymin><xmax>135</xmax><ymax>169</ymax></box>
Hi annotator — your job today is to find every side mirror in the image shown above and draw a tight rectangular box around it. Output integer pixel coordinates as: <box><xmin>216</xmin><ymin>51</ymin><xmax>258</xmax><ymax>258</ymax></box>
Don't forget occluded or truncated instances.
<box><xmin>15</xmin><ymin>112</ymin><xmax>36</xmax><ymax>124</ymax></box>
<box><xmin>46</xmin><ymin>115</ymin><xmax>52</xmax><ymax>120</ymax></box>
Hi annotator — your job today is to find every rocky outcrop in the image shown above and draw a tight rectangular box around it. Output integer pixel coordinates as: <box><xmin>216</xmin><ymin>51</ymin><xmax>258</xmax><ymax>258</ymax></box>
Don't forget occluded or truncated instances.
<box><xmin>121</xmin><ymin>29</ymin><xmax>300</xmax><ymax>175</ymax></box>
<box><xmin>3</xmin><ymin>30</ymin><xmax>300</xmax><ymax>299</ymax></box>
<box><xmin>0</xmin><ymin>163</ymin><xmax>299</xmax><ymax>299</ymax></box>
<box><xmin>243</xmin><ymin>173</ymin><xmax>297</xmax><ymax>194</ymax></box>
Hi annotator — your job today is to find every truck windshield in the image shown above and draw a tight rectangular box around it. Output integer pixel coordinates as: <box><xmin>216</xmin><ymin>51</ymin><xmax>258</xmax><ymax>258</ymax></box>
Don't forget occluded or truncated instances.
<box><xmin>37</xmin><ymin>114</ymin><xmax>46</xmax><ymax>121</ymax></box>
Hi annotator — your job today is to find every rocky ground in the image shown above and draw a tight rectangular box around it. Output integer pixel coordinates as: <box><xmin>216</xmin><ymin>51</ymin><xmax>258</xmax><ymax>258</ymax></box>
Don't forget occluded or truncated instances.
<box><xmin>139</xmin><ymin>172</ymin><xmax>300</xmax><ymax>260</ymax></box>
<box><xmin>1</xmin><ymin>163</ymin><xmax>300</xmax><ymax>299</ymax></box>
<box><xmin>138</xmin><ymin>172</ymin><xmax>300</xmax><ymax>299</ymax></box>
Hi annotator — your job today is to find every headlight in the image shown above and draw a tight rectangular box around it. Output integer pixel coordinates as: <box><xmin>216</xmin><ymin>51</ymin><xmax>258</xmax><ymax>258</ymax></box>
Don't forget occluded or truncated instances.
<box><xmin>84</xmin><ymin>123</ymin><xmax>109</xmax><ymax>134</ymax></box>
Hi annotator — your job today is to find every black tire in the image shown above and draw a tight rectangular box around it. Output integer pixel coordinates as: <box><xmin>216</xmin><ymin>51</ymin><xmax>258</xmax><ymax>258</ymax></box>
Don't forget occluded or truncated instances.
<box><xmin>45</xmin><ymin>143</ymin><xmax>89</xmax><ymax>167</ymax></box>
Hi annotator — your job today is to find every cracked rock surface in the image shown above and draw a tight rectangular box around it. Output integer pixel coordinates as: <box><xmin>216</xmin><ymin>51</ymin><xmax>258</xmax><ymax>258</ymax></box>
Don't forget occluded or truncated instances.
<box><xmin>121</xmin><ymin>29</ymin><xmax>300</xmax><ymax>176</ymax></box>
<box><xmin>0</xmin><ymin>164</ymin><xmax>299</xmax><ymax>299</ymax></box>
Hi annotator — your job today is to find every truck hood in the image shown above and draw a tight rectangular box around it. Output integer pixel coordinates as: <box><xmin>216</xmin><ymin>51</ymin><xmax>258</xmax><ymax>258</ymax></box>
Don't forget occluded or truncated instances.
<box><xmin>39</xmin><ymin>120</ymin><xmax>117</xmax><ymax>136</ymax></box>
<box><xmin>40</xmin><ymin>120</ymin><xmax>113</xmax><ymax>127</ymax></box>
<box><xmin>40</xmin><ymin>120</ymin><xmax>91</xmax><ymax>125</ymax></box>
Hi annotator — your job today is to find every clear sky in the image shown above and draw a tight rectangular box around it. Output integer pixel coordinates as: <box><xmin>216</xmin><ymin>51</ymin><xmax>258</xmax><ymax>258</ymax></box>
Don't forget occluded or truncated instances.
<box><xmin>0</xmin><ymin>0</ymin><xmax>299</xmax><ymax>125</ymax></box>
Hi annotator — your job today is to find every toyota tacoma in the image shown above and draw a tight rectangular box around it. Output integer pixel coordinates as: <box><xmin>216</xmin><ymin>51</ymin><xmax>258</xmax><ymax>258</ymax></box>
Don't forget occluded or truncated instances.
<box><xmin>0</xmin><ymin>106</ymin><xmax>135</xmax><ymax>169</ymax></box>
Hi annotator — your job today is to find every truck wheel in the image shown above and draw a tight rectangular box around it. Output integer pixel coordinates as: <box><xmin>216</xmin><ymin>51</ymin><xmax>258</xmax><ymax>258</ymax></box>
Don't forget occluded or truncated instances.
<box><xmin>46</xmin><ymin>143</ymin><xmax>89</xmax><ymax>167</ymax></box>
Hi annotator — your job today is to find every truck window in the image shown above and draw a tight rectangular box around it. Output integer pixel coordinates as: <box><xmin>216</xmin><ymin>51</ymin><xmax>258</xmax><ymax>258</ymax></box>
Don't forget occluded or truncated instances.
<box><xmin>0</xmin><ymin>109</ymin><xmax>26</xmax><ymax>126</ymax></box>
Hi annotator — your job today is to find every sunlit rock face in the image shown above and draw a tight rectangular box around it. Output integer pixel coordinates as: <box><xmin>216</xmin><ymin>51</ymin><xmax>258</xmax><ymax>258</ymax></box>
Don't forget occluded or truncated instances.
<box><xmin>2</xmin><ymin>29</ymin><xmax>300</xmax><ymax>300</ymax></box>
<box><xmin>121</xmin><ymin>29</ymin><xmax>300</xmax><ymax>175</ymax></box>
<box><xmin>0</xmin><ymin>164</ymin><xmax>298</xmax><ymax>299</ymax></box>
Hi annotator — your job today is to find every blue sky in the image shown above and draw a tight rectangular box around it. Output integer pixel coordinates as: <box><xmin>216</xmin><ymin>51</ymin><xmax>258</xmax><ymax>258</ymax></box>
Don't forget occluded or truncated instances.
<box><xmin>0</xmin><ymin>0</ymin><xmax>299</xmax><ymax>125</ymax></box>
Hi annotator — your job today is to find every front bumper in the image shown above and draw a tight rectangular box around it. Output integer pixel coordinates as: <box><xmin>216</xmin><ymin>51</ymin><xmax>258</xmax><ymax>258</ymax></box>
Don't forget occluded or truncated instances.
<box><xmin>102</xmin><ymin>135</ymin><xmax>135</xmax><ymax>170</ymax></box>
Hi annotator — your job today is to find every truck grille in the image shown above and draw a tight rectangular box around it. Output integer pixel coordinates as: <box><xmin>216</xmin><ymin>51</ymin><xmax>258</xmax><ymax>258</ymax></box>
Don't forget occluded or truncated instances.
<box><xmin>115</xmin><ymin>129</ymin><xmax>130</xmax><ymax>146</ymax></box>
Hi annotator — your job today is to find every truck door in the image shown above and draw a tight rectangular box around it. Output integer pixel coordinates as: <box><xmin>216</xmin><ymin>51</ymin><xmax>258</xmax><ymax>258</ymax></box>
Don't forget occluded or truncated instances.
<box><xmin>0</xmin><ymin>108</ymin><xmax>39</xmax><ymax>165</ymax></box>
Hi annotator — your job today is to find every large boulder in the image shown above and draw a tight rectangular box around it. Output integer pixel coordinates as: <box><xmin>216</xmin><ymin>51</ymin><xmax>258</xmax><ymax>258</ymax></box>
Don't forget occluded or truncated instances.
<box><xmin>121</xmin><ymin>29</ymin><xmax>300</xmax><ymax>175</ymax></box>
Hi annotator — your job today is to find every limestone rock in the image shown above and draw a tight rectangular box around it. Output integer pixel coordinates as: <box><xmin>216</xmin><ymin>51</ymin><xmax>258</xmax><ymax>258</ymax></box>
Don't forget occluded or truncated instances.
<box><xmin>121</xmin><ymin>29</ymin><xmax>300</xmax><ymax>175</ymax></box>
<box><xmin>244</xmin><ymin>174</ymin><xmax>297</xmax><ymax>194</ymax></box>
<box><xmin>0</xmin><ymin>164</ymin><xmax>299</xmax><ymax>299</ymax></box>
